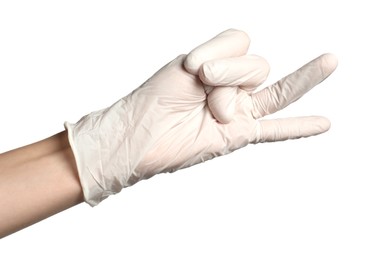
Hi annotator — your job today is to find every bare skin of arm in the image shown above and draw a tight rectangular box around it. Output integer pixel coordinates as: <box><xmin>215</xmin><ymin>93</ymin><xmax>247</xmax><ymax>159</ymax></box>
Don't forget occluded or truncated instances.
<box><xmin>0</xmin><ymin>131</ymin><xmax>84</xmax><ymax>238</ymax></box>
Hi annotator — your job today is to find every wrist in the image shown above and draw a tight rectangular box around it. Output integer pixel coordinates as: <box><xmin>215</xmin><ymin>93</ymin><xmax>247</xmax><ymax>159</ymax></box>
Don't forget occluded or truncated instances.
<box><xmin>0</xmin><ymin>131</ymin><xmax>83</xmax><ymax>238</ymax></box>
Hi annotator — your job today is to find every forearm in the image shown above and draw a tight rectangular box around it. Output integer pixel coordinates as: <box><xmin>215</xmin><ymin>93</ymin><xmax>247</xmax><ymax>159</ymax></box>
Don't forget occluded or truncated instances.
<box><xmin>0</xmin><ymin>131</ymin><xmax>84</xmax><ymax>238</ymax></box>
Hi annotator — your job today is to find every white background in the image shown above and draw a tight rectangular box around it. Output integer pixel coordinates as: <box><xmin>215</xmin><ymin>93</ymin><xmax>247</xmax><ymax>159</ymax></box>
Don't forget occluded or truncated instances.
<box><xmin>0</xmin><ymin>1</ymin><xmax>374</xmax><ymax>259</ymax></box>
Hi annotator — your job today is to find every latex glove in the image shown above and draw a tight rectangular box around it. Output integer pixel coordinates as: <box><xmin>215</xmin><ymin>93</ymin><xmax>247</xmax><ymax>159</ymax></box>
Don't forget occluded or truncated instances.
<box><xmin>65</xmin><ymin>29</ymin><xmax>338</xmax><ymax>206</ymax></box>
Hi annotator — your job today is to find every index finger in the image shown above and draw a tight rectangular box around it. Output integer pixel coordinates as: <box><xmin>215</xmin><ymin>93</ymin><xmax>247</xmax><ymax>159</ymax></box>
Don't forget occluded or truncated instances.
<box><xmin>184</xmin><ymin>29</ymin><xmax>250</xmax><ymax>75</ymax></box>
<box><xmin>251</xmin><ymin>53</ymin><xmax>338</xmax><ymax>119</ymax></box>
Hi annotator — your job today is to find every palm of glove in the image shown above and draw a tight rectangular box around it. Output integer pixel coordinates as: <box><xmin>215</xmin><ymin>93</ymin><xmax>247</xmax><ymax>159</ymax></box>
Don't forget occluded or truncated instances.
<box><xmin>135</xmin><ymin>55</ymin><xmax>258</xmax><ymax>180</ymax></box>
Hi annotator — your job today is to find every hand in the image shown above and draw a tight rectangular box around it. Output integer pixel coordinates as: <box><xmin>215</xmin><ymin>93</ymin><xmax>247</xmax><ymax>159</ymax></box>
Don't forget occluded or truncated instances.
<box><xmin>65</xmin><ymin>29</ymin><xmax>338</xmax><ymax>206</ymax></box>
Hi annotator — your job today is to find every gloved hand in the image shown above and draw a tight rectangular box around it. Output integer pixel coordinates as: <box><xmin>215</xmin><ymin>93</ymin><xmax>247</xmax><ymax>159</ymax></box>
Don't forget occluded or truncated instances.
<box><xmin>65</xmin><ymin>29</ymin><xmax>338</xmax><ymax>206</ymax></box>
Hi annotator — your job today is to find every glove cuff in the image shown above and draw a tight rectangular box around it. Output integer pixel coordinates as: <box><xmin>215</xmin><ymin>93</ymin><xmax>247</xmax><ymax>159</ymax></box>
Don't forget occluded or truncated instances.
<box><xmin>64</xmin><ymin>119</ymin><xmax>116</xmax><ymax>206</ymax></box>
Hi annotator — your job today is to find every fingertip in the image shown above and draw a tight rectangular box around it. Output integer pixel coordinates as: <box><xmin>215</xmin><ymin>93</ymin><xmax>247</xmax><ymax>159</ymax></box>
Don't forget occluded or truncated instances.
<box><xmin>184</xmin><ymin>53</ymin><xmax>200</xmax><ymax>75</ymax></box>
<box><xmin>223</xmin><ymin>28</ymin><xmax>251</xmax><ymax>46</ymax></box>
<box><xmin>250</xmin><ymin>55</ymin><xmax>271</xmax><ymax>84</ymax></box>
<box><xmin>305</xmin><ymin>116</ymin><xmax>331</xmax><ymax>136</ymax></box>
<box><xmin>315</xmin><ymin>116</ymin><xmax>331</xmax><ymax>133</ymax></box>
<box><xmin>320</xmin><ymin>53</ymin><xmax>338</xmax><ymax>76</ymax></box>
<box><xmin>198</xmin><ymin>59</ymin><xmax>226</xmax><ymax>85</ymax></box>
<box><xmin>213</xmin><ymin>110</ymin><xmax>233</xmax><ymax>124</ymax></box>
<box><xmin>184</xmin><ymin>29</ymin><xmax>251</xmax><ymax>75</ymax></box>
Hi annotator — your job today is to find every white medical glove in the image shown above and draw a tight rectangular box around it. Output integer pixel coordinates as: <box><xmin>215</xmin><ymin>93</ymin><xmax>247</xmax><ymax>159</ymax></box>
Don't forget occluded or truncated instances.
<box><xmin>65</xmin><ymin>29</ymin><xmax>338</xmax><ymax>206</ymax></box>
